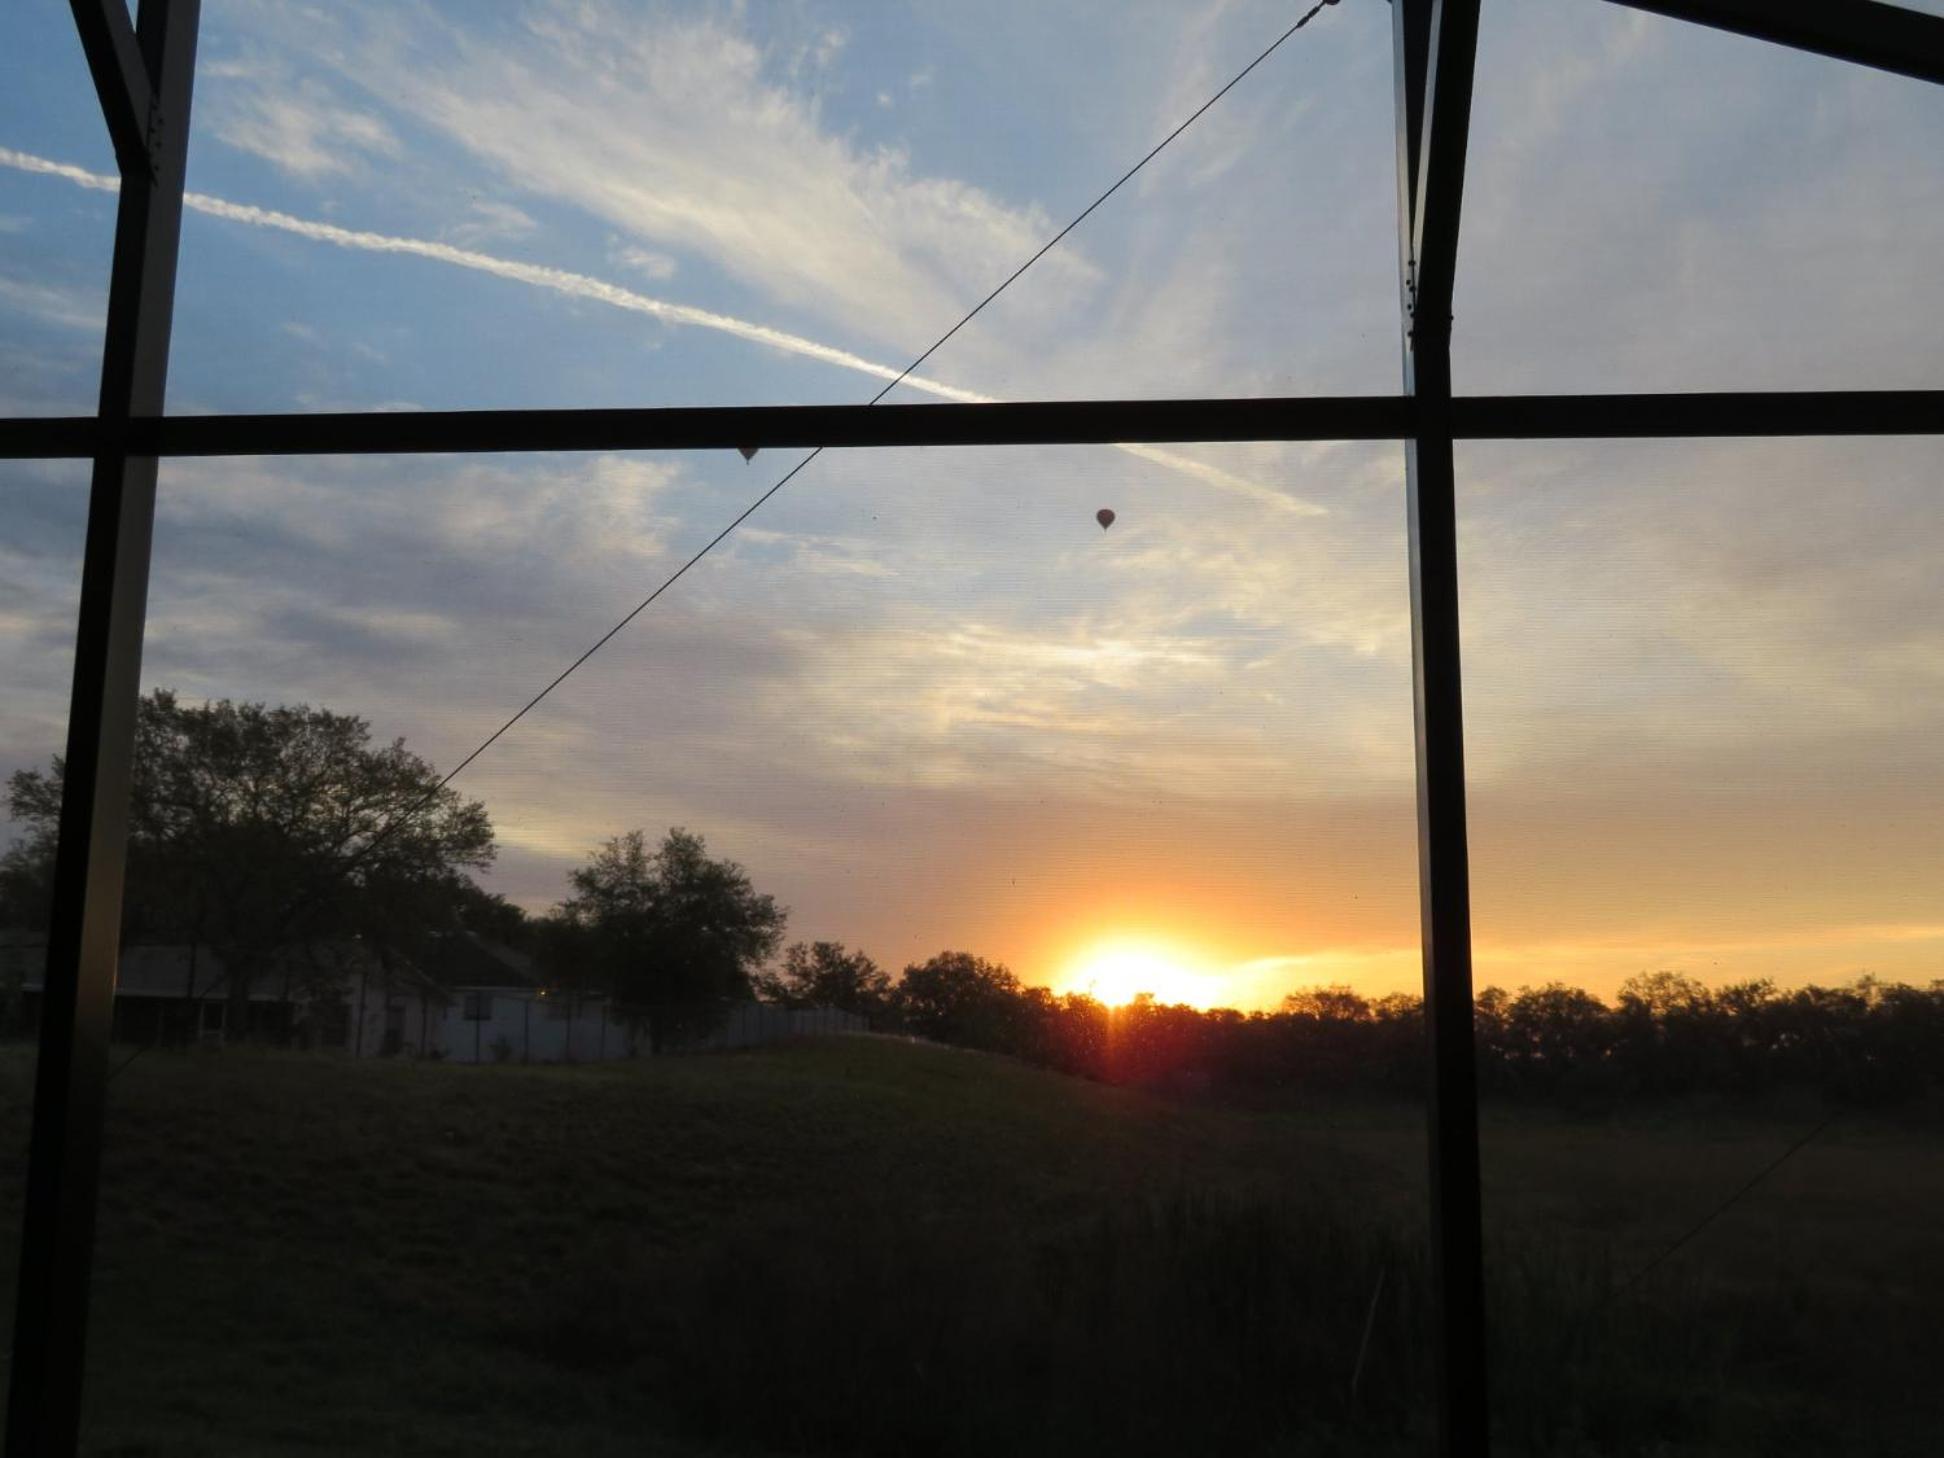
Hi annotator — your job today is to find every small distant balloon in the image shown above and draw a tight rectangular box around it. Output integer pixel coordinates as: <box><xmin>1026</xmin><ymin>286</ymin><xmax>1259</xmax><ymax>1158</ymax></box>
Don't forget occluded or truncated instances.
<box><xmin>737</xmin><ymin>445</ymin><xmax>759</xmax><ymax>462</ymax></box>
<box><xmin>1096</xmin><ymin>508</ymin><xmax>1116</xmax><ymax>530</ymax></box>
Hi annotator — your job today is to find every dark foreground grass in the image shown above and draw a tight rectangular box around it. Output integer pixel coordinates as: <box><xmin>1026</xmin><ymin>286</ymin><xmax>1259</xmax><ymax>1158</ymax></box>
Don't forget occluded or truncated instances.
<box><xmin>1</xmin><ymin>1038</ymin><xmax>1940</xmax><ymax>1455</ymax></box>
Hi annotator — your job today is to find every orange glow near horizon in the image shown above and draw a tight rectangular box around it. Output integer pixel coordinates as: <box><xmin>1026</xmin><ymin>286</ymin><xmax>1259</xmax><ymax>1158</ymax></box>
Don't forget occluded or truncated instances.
<box><xmin>1060</xmin><ymin>940</ymin><xmax>1222</xmax><ymax>1009</ymax></box>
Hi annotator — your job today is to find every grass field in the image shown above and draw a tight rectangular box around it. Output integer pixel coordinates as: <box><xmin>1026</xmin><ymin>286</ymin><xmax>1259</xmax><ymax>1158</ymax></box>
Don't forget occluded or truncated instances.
<box><xmin>2</xmin><ymin>1037</ymin><xmax>1940</xmax><ymax>1456</ymax></box>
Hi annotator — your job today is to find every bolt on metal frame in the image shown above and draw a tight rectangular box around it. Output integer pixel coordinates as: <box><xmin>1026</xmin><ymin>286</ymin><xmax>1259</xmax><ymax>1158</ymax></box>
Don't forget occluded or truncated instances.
<box><xmin>5</xmin><ymin>1</ymin><xmax>1942</xmax><ymax>1454</ymax></box>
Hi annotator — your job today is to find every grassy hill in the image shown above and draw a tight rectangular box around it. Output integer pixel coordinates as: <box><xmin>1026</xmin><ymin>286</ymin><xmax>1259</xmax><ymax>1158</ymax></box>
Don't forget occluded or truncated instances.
<box><xmin>2</xmin><ymin>1037</ymin><xmax>1940</xmax><ymax>1456</ymax></box>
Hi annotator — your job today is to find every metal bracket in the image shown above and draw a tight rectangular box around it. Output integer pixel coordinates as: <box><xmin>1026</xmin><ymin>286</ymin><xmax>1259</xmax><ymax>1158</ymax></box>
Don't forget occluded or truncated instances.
<box><xmin>144</xmin><ymin>92</ymin><xmax>166</xmax><ymax>185</ymax></box>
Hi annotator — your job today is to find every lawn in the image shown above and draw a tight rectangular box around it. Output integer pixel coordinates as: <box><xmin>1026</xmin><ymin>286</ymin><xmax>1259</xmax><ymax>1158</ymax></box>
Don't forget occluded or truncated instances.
<box><xmin>2</xmin><ymin>1037</ymin><xmax>1939</xmax><ymax>1455</ymax></box>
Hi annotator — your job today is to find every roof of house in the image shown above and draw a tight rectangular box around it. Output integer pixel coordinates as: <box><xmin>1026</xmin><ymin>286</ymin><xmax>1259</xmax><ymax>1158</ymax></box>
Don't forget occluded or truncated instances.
<box><xmin>421</xmin><ymin>928</ymin><xmax>543</xmax><ymax>990</ymax></box>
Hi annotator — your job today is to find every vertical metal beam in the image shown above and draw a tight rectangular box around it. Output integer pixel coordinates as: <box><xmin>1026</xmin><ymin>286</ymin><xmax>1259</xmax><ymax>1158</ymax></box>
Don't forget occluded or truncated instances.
<box><xmin>1393</xmin><ymin>3</ymin><xmax>1489</xmax><ymax>1455</ymax></box>
<box><xmin>6</xmin><ymin>4</ymin><xmax>199</xmax><ymax>1455</ymax></box>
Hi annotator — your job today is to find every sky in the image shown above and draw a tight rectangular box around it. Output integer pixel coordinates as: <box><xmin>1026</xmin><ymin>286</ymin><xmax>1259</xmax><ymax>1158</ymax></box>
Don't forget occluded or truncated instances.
<box><xmin>0</xmin><ymin>0</ymin><xmax>1940</xmax><ymax>1008</ymax></box>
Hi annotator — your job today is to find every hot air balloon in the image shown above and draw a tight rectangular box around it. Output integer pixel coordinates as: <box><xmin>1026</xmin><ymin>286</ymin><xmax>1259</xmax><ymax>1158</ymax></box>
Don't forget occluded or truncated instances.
<box><xmin>1096</xmin><ymin>508</ymin><xmax>1116</xmax><ymax>530</ymax></box>
<box><xmin>737</xmin><ymin>445</ymin><xmax>759</xmax><ymax>462</ymax></box>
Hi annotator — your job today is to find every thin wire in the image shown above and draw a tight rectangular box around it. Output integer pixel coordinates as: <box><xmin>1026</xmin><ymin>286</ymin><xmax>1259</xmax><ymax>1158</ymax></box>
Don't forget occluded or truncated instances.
<box><xmin>104</xmin><ymin>1</ymin><xmax>1342</xmax><ymax>1083</ymax></box>
<box><xmin>1611</xmin><ymin>1115</ymin><xmax>1832</xmax><ymax>1299</ymax></box>
<box><xmin>435</xmin><ymin>446</ymin><xmax>825</xmax><ymax>789</ymax></box>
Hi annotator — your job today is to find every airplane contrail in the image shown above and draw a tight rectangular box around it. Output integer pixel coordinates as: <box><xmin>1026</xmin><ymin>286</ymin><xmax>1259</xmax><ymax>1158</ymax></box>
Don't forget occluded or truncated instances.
<box><xmin>0</xmin><ymin>145</ymin><xmax>1322</xmax><ymax>516</ymax></box>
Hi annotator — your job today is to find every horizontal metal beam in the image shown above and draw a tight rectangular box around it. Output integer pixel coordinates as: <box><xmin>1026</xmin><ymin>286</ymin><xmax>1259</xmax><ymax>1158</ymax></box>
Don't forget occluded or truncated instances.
<box><xmin>4</xmin><ymin>392</ymin><xmax>1941</xmax><ymax>462</ymax></box>
<box><xmin>0</xmin><ymin>398</ymin><xmax>1412</xmax><ymax>457</ymax></box>
<box><xmin>1458</xmin><ymin>389</ymin><xmax>1944</xmax><ymax>439</ymax></box>
<box><xmin>69</xmin><ymin>0</ymin><xmax>156</xmax><ymax>180</ymax></box>
<box><xmin>1604</xmin><ymin>0</ymin><xmax>1944</xmax><ymax>87</ymax></box>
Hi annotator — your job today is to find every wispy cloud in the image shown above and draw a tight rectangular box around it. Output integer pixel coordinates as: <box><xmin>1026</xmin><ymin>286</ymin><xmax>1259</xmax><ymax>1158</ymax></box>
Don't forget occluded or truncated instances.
<box><xmin>608</xmin><ymin>239</ymin><xmax>677</xmax><ymax>281</ymax></box>
<box><xmin>446</xmin><ymin>198</ymin><xmax>539</xmax><ymax>248</ymax></box>
<box><xmin>204</xmin><ymin>64</ymin><xmax>401</xmax><ymax>180</ymax></box>
<box><xmin>341</xmin><ymin>2</ymin><xmax>1100</xmax><ymax>350</ymax></box>
<box><xmin>0</xmin><ymin>274</ymin><xmax>103</xmax><ymax>333</ymax></box>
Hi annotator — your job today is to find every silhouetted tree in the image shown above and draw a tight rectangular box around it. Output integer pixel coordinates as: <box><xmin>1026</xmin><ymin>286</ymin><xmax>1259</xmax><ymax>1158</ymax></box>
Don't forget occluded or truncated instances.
<box><xmin>558</xmin><ymin>828</ymin><xmax>785</xmax><ymax>1052</ymax></box>
<box><xmin>1613</xmin><ymin>971</ymin><xmax>1717</xmax><ymax>1094</ymax></box>
<box><xmin>1501</xmin><ymin>983</ymin><xmax>1612</xmax><ymax>1092</ymax></box>
<box><xmin>892</xmin><ymin>951</ymin><xmax>1026</xmax><ymax>1051</ymax></box>
<box><xmin>754</xmin><ymin>940</ymin><xmax>889</xmax><ymax>1017</ymax></box>
<box><xmin>5</xmin><ymin>690</ymin><xmax>494</xmax><ymax>1034</ymax></box>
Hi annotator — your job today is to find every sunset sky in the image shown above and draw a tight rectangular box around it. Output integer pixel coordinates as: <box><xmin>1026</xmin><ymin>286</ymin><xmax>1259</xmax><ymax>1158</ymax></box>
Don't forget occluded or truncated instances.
<box><xmin>1</xmin><ymin>1</ymin><xmax>1939</xmax><ymax>1007</ymax></box>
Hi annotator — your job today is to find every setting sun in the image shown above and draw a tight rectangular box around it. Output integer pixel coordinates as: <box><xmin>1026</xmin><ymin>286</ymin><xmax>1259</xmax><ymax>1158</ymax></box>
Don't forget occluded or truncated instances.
<box><xmin>1064</xmin><ymin>943</ymin><xmax>1213</xmax><ymax>1008</ymax></box>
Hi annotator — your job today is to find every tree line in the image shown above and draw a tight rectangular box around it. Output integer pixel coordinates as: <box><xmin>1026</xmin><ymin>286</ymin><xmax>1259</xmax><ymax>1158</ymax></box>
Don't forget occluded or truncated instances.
<box><xmin>4</xmin><ymin>691</ymin><xmax>1941</xmax><ymax>1104</ymax></box>
<box><xmin>832</xmin><ymin>961</ymin><xmax>1944</xmax><ymax>1108</ymax></box>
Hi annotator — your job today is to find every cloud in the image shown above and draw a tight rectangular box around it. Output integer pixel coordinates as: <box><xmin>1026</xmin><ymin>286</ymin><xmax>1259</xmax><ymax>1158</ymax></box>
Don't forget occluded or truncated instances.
<box><xmin>327</xmin><ymin>2</ymin><xmax>1102</xmax><ymax>350</ymax></box>
<box><xmin>205</xmin><ymin>65</ymin><xmax>401</xmax><ymax>180</ymax></box>
<box><xmin>1460</xmin><ymin>0</ymin><xmax>1944</xmax><ymax>392</ymax></box>
<box><xmin>0</xmin><ymin>145</ymin><xmax>973</xmax><ymax>390</ymax></box>
<box><xmin>609</xmin><ymin>240</ymin><xmax>676</xmax><ymax>281</ymax></box>
<box><xmin>0</xmin><ymin>275</ymin><xmax>103</xmax><ymax>333</ymax></box>
<box><xmin>446</xmin><ymin>198</ymin><xmax>539</xmax><ymax>248</ymax></box>
<box><xmin>1455</xmin><ymin>435</ymin><xmax>1944</xmax><ymax>790</ymax></box>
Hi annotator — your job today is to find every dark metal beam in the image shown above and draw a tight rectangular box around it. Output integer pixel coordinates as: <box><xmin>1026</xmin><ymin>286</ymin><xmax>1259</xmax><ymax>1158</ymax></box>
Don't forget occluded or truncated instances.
<box><xmin>0</xmin><ymin>397</ymin><xmax>1414</xmax><ymax>458</ymax></box>
<box><xmin>67</xmin><ymin>0</ymin><xmax>157</xmax><ymax>180</ymax></box>
<box><xmin>1604</xmin><ymin>0</ymin><xmax>1944</xmax><ymax>87</ymax></box>
<box><xmin>1459</xmin><ymin>389</ymin><xmax>1944</xmax><ymax>439</ymax></box>
<box><xmin>1394</xmin><ymin>4</ymin><xmax>1490</xmax><ymax>1456</ymax></box>
<box><xmin>7</xmin><ymin>4</ymin><xmax>199</xmax><ymax>1455</ymax></box>
<box><xmin>1393</xmin><ymin>0</ymin><xmax>1431</xmax><ymax>250</ymax></box>
<box><xmin>1408</xmin><ymin>0</ymin><xmax>1484</xmax><ymax>335</ymax></box>
<box><xmin>4</xmin><ymin>391</ymin><xmax>1937</xmax><ymax>461</ymax></box>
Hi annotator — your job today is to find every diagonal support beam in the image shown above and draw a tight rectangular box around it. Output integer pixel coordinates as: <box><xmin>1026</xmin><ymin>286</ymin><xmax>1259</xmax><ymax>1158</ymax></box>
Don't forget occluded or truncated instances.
<box><xmin>1404</xmin><ymin>0</ymin><xmax>1483</xmax><ymax>343</ymax></box>
<box><xmin>1393</xmin><ymin>3</ymin><xmax>1489</xmax><ymax>1456</ymax></box>
<box><xmin>1604</xmin><ymin>0</ymin><xmax>1944</xmax><ymax>88</ymax></box>
<box><xmin>68</xmin><ymin>0</ymin><xmax>158</xmax><ymax>181</ymax></box>
<box><xmin>8</xmin><ymin>4</ymin><xmax>200</xmax><ymax>1455</ymax></box>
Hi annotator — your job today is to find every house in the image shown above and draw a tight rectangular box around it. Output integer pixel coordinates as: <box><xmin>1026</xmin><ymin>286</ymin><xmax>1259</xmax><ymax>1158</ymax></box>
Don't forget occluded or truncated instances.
<box><xmin>3</xmin><ymin>927</ymin><xmax>864</xmax><ymax>1063</ymax></box>
<box><xmin>283</xmin><ymin>940</ymin><xmax>449</xmax><ymax>1057</ymax></box>
<box><xmin>1</xmin><ymin>932</ymin><xmax>446</xmax><ymax>1053</ymax></box>
<box><xmin>420</xmin><ymin>928</ymin><xmax>637</xmax><ymax>1064</ymax></box>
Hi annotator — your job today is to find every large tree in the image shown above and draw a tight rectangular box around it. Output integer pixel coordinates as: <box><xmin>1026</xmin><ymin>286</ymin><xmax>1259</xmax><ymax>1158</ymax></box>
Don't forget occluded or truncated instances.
<box><xmin>558</xmin><ymin>828</ymin><xmax>785</xmax><ymax>1052</ymax></box>
<box><xmin>5</xmin><ymin>690</ymin><xmax>494</xmax><ymax>1030</ymax></box>
<box><xmin>891</xmin><ymin>951</ymin><xmax>1026</xmax><ymax>1051</ymax></box>
<box><xmin>753</xmin><ymin>940</ymin><xmax>889</xmax><ymax>1017</ymax></box>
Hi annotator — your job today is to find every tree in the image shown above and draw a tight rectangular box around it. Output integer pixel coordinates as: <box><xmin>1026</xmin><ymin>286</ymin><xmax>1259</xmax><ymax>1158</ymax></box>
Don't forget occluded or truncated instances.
<box><xmin>5</xmin><ymin>690</ymin><xmax>494</xmax><ymax>1033</ymax></box>
<box><xmin>891</xmin><ymin>951</ymin><xmax>1025</xmax><ymax>1051</ymax></box>
<box><xmin>1614</xmin><ymin>971</ymin><xmax>1716</xmax><ymax>1093</ymax></box>
<box><xmin>1281</xmin><ymin>985</ymin><xmax>1371</xmax><ymax>1022</ymax></box>
<box><xmin>1509</xmin><ymin>983</ymin><xmax>1609</xmax><ymax>1072</ymax></box>
<box><xmin>557</xmin><ymin>828</ymin><xmax>785</xmax><ymax>1052</ymax></box>
<box><xmin>754</xmin><ymin>940</ymin><xmax>889</xmax><ymax>1017</ymax></box>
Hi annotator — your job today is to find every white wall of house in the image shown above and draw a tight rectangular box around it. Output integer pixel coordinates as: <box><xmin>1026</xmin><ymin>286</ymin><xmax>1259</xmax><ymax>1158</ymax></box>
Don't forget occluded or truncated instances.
<box><xmin>422</xmin><ymin>997</ymin><xmax>866</xmax><ymax>1062</ymax></box>
<box><xmin>339</xmin><ymin>971</ymin><xmax>441</xmax><ymax>1058</ymax></box>
<box><xmin>435</xmin><ymin>989</ymin><xmax>639</xmax><ymax>1064</ymax></box>
<box><xmin>692</xmin><ymin>1003</ymin><xmax>871</xmax><ymax>1050</ymax></box>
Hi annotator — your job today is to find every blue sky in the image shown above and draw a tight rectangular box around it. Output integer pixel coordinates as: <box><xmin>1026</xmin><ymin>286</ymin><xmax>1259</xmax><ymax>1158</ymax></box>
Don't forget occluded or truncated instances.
<box><xmin>2</xmin><ymin>1</ymin><xmax>1941</xmax><ymax>1003</ymax></box>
